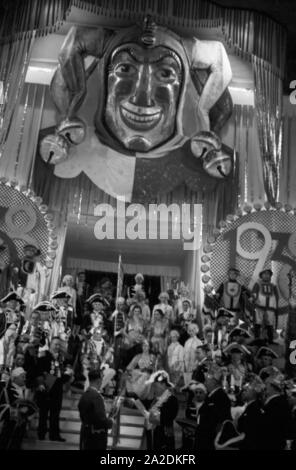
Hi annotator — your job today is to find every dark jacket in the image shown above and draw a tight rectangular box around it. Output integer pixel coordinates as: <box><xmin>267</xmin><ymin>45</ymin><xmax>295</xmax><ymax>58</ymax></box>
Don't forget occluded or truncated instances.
<box><xmin>261</xmin><ymin>395</ymin><xmax>293</xmax><ymax>450</ymax></box>
<box><xmin>78</xmin><ymin>387</ymin><xmax>113</xmax><ymax>431</ymax></box>
<box><xmin>237</xmin><ymin>400</ymin><xmax>264</xmax><ymax>450</ymax></box>
<box><xmin>195</xmin><ymin>387</ymin><xmax>232</xmax><ymax>450</ymax></box>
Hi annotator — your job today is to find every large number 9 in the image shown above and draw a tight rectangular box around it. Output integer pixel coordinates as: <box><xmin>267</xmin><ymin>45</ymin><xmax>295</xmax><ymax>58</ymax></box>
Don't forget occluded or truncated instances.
<box><xmin>236</xmin><ymin>222</ymin><xmax>272</xmax><ymax>289</ymax></box>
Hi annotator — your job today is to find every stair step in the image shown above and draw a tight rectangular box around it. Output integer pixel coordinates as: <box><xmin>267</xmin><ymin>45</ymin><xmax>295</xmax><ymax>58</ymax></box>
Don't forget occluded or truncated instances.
<box><xmin>23</xmin><ymin>439</ymin><xmax>78</xmax><ymax>450</ymax></box>
<box><xmin>113</xmin><ymin>437</ymin><xmax>142</xmax><ymax>449</ymax></box>
<box><xmin>62</xmin><ymin>398</ymin><xmax>80</xmax><ymax>408</ymax></box>
<box><xmin>60</xmin><ymin>409</ymin><xmax>80</xmax><ymax>421</ymax></box>
<box><xmin>120</xmin><ymin>415</ymin><xmax>145</xmax><ymax>426</ymax></box>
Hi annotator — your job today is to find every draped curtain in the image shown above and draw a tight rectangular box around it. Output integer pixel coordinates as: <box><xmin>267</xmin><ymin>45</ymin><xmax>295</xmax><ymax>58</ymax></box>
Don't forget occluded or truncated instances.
<box><xmin>252</xmin><ymin>58</ymin><xmax>283</xmax><ymax>205</ymax></box>
<box><xmin>0</xmin><ymin>0</ymin><xmax>71</xmax><ymax>40</ymax></box>
<box><xmin>45</xmin><ymin>219</ymin><xmax>69</xmax><ymax>295</ymax></box>
<box><xmin>280</xmin><ymin>98</ymin><xmax>296</xmax><ymax>206</ymax></box>
<box><xmin>0</xmin><ymin>83</ymin><xmax>46</xmax><ymax>186</ymax></box>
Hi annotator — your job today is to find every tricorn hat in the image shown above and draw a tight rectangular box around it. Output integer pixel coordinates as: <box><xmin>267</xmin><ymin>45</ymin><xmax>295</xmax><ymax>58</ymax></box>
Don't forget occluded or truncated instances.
<box><xmin>86</xmin><ymin>293</ymin><xmax>108</xmax><ymax>306</ymax></box>
<box><xmin>33</xmin><ymin>301</ymin><xmax>57</xmax><ymax>313</ymax></box>
<box><xmin>256</xmin><ymin>346</ymin><xmax>278</xmax><ymax>360</ymax></box>
<box><xmin>0</xmin><ymin>291</ymin><xmax>24</xmax><ymax>305</ymax></box>
<box><xmin>223</xmin><ymin>342</ymin><xmax>251</xmax><ymax>356</ymax></box>
<box><xmin>229</xmin><ymin>327</ymin><xmax>251</xmax><ymax>340</ymax></box>
<box><xmin>216</xmin><ymin>308</ymin><xmax>235</xmax><ymax>319</ymax></box>
<box><xmin>145</xmin><ymin>370</ymin><xmax>174</xmax><ymax>388</ymax></box>
<box><xmin>51</xmin><ymin>290</ymin><xmax>72</xmax><ymax>300</ymax></box>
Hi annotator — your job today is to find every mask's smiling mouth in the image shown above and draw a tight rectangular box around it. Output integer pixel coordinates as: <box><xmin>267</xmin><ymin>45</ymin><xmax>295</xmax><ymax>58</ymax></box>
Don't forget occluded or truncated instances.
<box><xmin>120</xmin><ymin>102</ymin><xmax>162</xmax><ymax>131</ymax></box>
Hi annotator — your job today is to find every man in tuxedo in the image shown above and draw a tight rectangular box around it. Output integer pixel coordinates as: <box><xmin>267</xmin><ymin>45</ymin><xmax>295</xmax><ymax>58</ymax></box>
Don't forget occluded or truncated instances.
<box><xmin>78</xmin><ymin>368</ymin><xmax>113</xmax><ymax>450</ymax></box>
<box><xmin>35</xmin><ymin>337</ymin><xmax>67</xmax><ymax>441</ymax></box>
<box><xmin>261</xmin><ymin>372</ymin><xmax>293</xmax><ymax>450</ymax></box>
<box><xmin>195</xmin><ymin>363</ymin><xmax>231</xmax><ymax>450</ymax></box>
<box><xmin>237</xmin><ymin>374</ymin><xmax>265</xmax><ymax>450</ymax></box>
<box><xmin>192</xmin><ymin>344</ymin><xmax>212</xmax><ymax>383</ymax></box>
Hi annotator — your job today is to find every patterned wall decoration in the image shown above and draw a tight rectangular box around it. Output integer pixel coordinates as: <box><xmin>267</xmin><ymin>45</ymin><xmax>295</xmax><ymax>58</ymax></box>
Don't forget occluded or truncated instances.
<box><xmin>0</xmin><ymin>178</ymin><xmax>57</xmax><ymax>286</ymax></box>
<box><xmin>201</xmin><ymin>202</ymin><xmax>296</xmax><ymax>315</ymax></box>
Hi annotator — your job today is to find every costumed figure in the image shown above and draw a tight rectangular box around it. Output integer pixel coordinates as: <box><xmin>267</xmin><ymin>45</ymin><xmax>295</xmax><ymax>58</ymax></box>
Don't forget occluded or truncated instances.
<box><xmin>213</xmin><ymin>308</ymin><xmax>233</xmax><ymax>348</ymax></box>
<box><xmin>82</xmin><ymin>293</ymin><xmax>109</xmax><ymax>336</ymax></box>
<box><xmin>152</xmin><ymin>292</ymin><xmax>175</xmax><ymax>327</ymax></box>
<box><xmin>51</xmin><ymin>290</ymin><xmax>73</xmax><ymax>343</ymax></box>
<box><xmin>143</xmin><ymin>370</ymin><xmax>179</xmax><ymax>451</ymax></box>
<box><xmin>223</xmin><ymin>342</ymin><xmax>251</xmax><ymax>401</ymax></box>
<box><xmin>133</xmin><ymin>290</ymin><xmax>151</xmax><ymax>329</ymax></box>
<box><xmin>149</xmin><ymin>308</ymin><xmax>169</xmax><ymax>363</ymax></box>
<box><xmin>122</xmin><ymin>304</ymin><xmax>145</xmax><ymax>367</ymax></box>
<box><xmin>128</xmin><ymin>273</ymin><xmax>145</xmax><ymax>300</ymax></box>
<box><xmin>183</xmin><ymin>323</ymin><xmax>202</xmax><ymax>386</ymax></box>
<box><xmin>123</xmin><ymin>340</ymin><xmax>156</xmax><ymax>400</ymax></box>
<box><xmin>111</xmin><ymin>296</ymin><xmax>127</xmax><ymax>373</ymax></box>
<box><xmin>252</xmin><ymin>269</ymin><xmax>279</xmax><ymax>344</ymax></box>
<box><xmin>167</xmin><ymin>329</ymin><xmax>184</xmax><ymax>388</ymax></box>
<box><xmin>215</xmin><ymin>268</ymin><xmax>249</xmax><ymax>325</ymax></box>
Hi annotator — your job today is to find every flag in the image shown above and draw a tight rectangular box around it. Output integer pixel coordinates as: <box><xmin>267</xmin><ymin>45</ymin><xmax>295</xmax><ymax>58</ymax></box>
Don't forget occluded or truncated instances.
<box><xmin>116</xmin><ymin>254</ymin><xmax>124</xmax><ymax>300</ymax></box>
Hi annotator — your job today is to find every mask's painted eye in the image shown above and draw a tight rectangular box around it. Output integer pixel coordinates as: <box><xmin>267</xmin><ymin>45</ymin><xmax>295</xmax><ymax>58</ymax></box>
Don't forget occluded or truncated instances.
<box><xmin>114</xmin><ymin>63</ymin><xmax>137</xmax><ymax>76</ymax></box>
<box><xmin>155</xmin><ymin>67</ymin><xmax>177</xmax><ymax>82</ymax></box>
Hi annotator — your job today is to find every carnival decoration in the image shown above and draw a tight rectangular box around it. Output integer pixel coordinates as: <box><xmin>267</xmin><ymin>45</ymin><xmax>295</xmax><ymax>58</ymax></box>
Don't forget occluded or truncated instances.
<box><xmin>201</xmin><ymin>203</ymin><xmax>296</xmax><ymax>316</ymax></box>
<box><xmin>39</xmin><ymin>15</ymin><xmax>234</xmax><ymax>201</ymax></box>
<box><xmin>0</xmin><ymin>179</ymin><xmax>57</xmax><ymax>295</ymax></box>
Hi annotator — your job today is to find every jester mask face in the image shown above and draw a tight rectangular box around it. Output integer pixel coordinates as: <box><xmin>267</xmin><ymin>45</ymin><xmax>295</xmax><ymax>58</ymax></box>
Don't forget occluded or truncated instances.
<box><xmin>105</xmin><ymin>44</ymin><xmax>183</xmax><ymax>152</ymax></box>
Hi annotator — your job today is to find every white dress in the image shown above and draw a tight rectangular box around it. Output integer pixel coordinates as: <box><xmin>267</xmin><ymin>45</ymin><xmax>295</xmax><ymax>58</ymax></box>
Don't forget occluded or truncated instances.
<box><xmin>184</xmin><ymin>336</ymin><xmax>202</xmax><ymax>373</ymax></box>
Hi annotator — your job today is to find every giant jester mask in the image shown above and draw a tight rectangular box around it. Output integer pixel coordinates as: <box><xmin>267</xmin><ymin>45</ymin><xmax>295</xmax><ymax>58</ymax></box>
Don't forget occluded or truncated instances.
<box><xmin>39</xmin><ymin>17</ymin><xmax>234</xmax><ymax>197</ymax></box>
<box><xmin>104</xmin><ymin>44</ymin><xmax>183</xmax><ymax>152</ymax></box>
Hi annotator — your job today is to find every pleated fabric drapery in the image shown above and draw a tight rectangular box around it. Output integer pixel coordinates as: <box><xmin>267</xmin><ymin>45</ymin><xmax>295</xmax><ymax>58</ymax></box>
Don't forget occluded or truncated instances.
<box><xmin>45</xmin><ymin>220</ymin><xmax>69</xmax><ymax>296</ymax></box>
<box><xmin>252</xmin><ymin>57</ymin><xmax>283</xmax><ymax>205</ymax></box>
<box><xmin>0</xmin><ymin>36</ymin><xmax>36</xmax><ymax>173</ymax></box>
<box><xmin>0</xmin><ymin>0</ymin><xmax>71</xmax><ymax>40</ymax></box>
<box><xmin>280</xmin><ymin>98</ymin><xmax>296</xmax><ymax>207</ymax></box>
<box><xmin>0</xmin><ymin>83</ymin><xmax>46</xmax><ymax>186</ymax></box>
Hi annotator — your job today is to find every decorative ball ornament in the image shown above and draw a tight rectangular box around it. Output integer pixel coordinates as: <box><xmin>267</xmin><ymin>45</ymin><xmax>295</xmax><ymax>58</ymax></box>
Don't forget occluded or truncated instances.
<box><xmin>40</xmin><ymin>134</ymin><xmax>69</xmax><ymax>165</ymax></box>
<box><xmin>57</xmin><ymin>117</ymin><xmax>86</xmax><ymax>145</ymax></box>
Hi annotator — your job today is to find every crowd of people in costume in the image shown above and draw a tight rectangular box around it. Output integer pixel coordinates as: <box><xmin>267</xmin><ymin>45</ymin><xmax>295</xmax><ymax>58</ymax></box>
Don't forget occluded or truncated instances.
<box><xmin>0</xmin><ymin>267</ymin><xmax>296</xmax><ymax>450</ymax></box>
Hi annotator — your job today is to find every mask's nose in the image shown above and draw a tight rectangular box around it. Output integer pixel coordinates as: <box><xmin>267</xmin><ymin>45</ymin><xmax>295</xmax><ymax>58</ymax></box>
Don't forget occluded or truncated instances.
<box><xmin>130</xmin><ymin>64</ymin><xmax>155</xmax><ymax>108</ymax></box>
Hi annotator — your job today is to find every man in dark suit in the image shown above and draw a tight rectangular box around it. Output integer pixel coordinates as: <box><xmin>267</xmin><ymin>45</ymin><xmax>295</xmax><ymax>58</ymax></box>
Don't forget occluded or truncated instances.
<box><xmin>195</xmin><ymin>363</ymin><xmax>231</xmax><ymax>450</ymax></box>
<box><xmin>35</xmin><ymin>337</ymin><xmax>67</xmax><ymax>441</ymax></box>
<box><xmin>192</xmin><ymin>344</ymin><xmax>212</xmax><ymax>383</ymax></box>
<box><xmin>237</xmin><ymin>374</ymin><xmax>265</xmax><ymax>450</ymax></box>
<box><xmin>78</xmin><ymin>368</ymin><xmax>113</xmax><ymax>450</ymax></box>
<box><xmin>261</xmin><ymin>372</ymin><xmax>293</xmax><ymax>450</ymax></box>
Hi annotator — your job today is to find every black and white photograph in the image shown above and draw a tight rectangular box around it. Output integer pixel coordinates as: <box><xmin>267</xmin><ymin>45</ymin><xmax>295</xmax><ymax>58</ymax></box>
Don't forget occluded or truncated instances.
<box><xmin>0</xmin><ymin>0</ymin><xmax>296</xmax><ymax>457</ymax></box>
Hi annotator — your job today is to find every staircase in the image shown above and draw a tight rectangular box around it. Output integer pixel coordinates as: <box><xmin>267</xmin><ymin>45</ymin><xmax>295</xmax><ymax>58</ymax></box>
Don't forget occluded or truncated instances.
<box><xmin>23</xmin><ymin>390</ymin><xmax>145</xmax><ymax>451</ymax></box>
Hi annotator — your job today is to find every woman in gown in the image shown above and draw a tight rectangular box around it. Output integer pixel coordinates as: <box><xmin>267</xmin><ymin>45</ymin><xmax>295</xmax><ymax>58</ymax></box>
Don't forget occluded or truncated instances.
<box><xmin>149</xmin><ymin>309</ymin><xmax>169</xmax><ymax>365</ymax></box>
<box><xmin>122</xmin><ymin>305</ymin><xmax>145</xmax><ymax>367</ymax></box>
<box><xmin>167</xmin><ymin>329</ymin><xmax>184</xmax><ymax>388</ymax></box>
<box><xmin>183</xmin><ymin>323</ymin><xmax>202</xmax><ymax>386</ymax></box>
<box><xmin>124</xmin><ymin>340</ymin><xmax>156</xmax><ymax>400</ymax></box>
